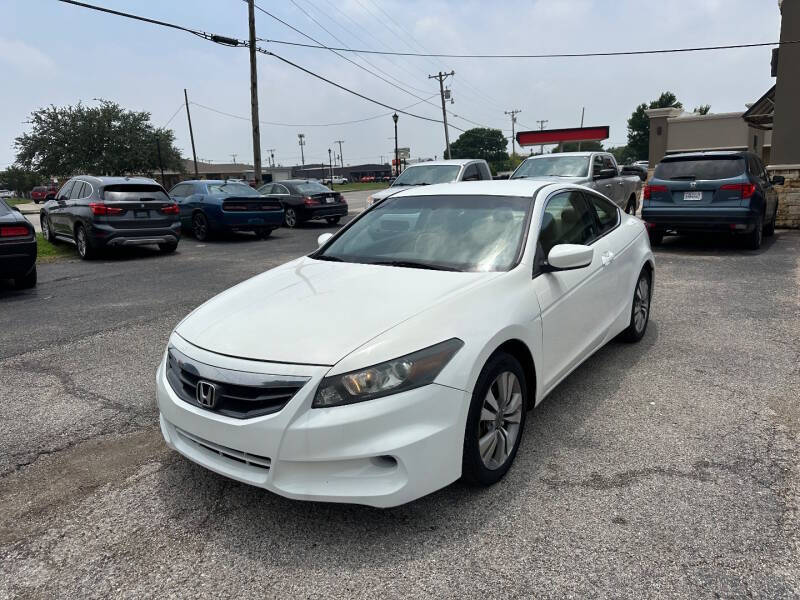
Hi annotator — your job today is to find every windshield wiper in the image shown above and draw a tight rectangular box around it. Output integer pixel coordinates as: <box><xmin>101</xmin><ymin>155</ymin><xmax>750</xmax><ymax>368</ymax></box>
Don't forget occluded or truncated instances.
<box><xmin>313</xmin><ymin>254</ymin><xmax>344</xmax><ymax>262</ymax></box>
<box><xmin>369</xmin><ymin>260</ymin><xmax>461</xmax><ymax>272</ymax></box>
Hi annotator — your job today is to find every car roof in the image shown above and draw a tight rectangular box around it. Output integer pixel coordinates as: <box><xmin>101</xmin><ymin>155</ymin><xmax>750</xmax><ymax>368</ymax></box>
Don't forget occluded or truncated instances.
<box><xmin>523</xmin><ymin>151</ymin><xmax>599</xmax><ymax>159</ymax></box>
<box><xmin>404</xmin><ymin>159</ymin><xmax>480</xmax><ymax>167</ymax></box>
<box><xmin>389</xmin><ymin>180</ymin><xmax>553</xmax><ymax>198</ymax></box>
<box><xmin>68</xmin><ymin>175</ymin><xmax>159</xmax><ymax>185</ymax></box>
<box><xmin>662</xmin><ymin>150</ymin><xmax>748</xmax><ymax>160</ymax></box>
<box><xmin>274</xmin><ymin>179</ymin><xmax>324</xmax><ymax>184</ymax></box>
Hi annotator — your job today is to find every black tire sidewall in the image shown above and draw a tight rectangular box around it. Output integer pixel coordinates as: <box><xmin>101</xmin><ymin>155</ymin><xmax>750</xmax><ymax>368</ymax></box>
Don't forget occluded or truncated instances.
<box><xmin>193</xmin><ymin>213</ymin><xmax>208</xmax><ymax>241</ymax></box>
<box><xmin>621</xmin><ymin>268</ymin><xmax>652</xmax><ymax>342</ymax></box>
<box><xmin>285</xmin><ymin>208</ymin><xmax>297</xmax><ymax>228</ymax></box>
<box><xmin>462</xmin><ymin>352</ymin><xmax>528</xmax><ymax>486</ymax></box>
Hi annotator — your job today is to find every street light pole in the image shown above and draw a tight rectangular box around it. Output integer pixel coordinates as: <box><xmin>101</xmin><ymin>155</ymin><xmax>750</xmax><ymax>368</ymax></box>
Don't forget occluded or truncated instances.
<box><xmin>298</xmin><ymin>133</ymin><xmax>306</xmax><ymax>167</ymax></box>
<box><xmin>392</xmin><ymin>113</ymin><xmax>399</xmax><ymax>177</ymax></box>
<box><xmin>328</xmin><ymin>148</ymin><xmax>334</xmax><ymax>187</ymax></box>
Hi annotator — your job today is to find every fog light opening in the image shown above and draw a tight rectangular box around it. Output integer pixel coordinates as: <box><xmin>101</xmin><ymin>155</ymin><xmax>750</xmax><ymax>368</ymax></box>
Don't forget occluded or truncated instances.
<box><xmin>370</xmin><ymin>455</ymin><xmax>398</xmax><ymax>469</ymax></box>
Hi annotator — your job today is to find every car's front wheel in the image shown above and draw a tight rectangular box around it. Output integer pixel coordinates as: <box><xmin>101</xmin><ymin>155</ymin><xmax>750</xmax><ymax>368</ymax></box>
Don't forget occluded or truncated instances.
<box><xmin>41</xmin><ymin>213</ymin><xmax>55</xmax><ymax>242</ymax></box>
<box><xmin>619</xmin><ymin>268</ymin><xmax>652</xmax><ymax>343</ymax></box>
<box><xmin>625</xmin><ymin>195</ymin><xmax>637</xmax><ymax>215</ymax></box>
<box><xmin>462</xmin><ymin>353</ymin><xmax>527</xmax><ymax>486</ymax></box>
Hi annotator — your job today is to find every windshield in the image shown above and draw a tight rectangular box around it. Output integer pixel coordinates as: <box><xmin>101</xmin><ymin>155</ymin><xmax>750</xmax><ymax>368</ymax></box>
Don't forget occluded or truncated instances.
<box><xmin>294</xmin><ymin>182</ymin><xmax>333</xmax><ymax>194</ymax></box>
<box><xmin>511</xmin><ymin>156</ymin><xmax>590</xmax><ymax>179</ymax></box>
<box><xmin>392</xmin><ymin>165</ymin><xmax>461</xmax><ymax>186</ymax></box>
<box><xmin>207</xmin><ymin>182</ymin><xmax>260</xmax><ymax>196</ymax></box>
<box><xmin>315</xmin><ymin>195</ymin><xmax>532</xmax><ymax>272</ymax></box>
<box><xmin>654</xmin><ymin>158</ymin><xmax>745</xmax><ymax>181</ymax></box>
<box><xmin>103</xmin><ymin>184</ymin><xmax>169</xmax><ymax>202</ymax></box>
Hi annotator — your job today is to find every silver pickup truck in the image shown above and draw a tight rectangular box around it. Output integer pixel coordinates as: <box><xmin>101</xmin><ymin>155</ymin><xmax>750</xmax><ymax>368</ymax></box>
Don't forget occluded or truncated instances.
<box><xmin>510</xmin><ymin>151</ymin><xmax>643</xmax><ymax>214</ymax></box>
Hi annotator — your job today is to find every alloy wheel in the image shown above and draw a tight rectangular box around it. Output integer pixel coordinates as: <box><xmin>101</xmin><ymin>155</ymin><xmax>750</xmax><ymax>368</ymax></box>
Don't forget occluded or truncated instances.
<box><xmin>633</xmin><ymin>275</ymin><xmax>650</xmax><ymax>333</ymax></box>
<box><xmin>193</xmin><ymin>213</ymin><xmax>208</xmax><ymax>240</ymax></box>
<box><xmin>285</xmin><ymin>208</ymin><xmax>297</xmax><ymax>228</ymax></box>
<box><xmin>42</xmin><ymin>215</ymin><xmax>50</xmax><ymax>239</ymax></box>
<box><xmin>76</xmin><ymin>226</ymin><xmax>87</xmax><ymax>258</ymax></box>
<box><xmin>478</xmin><ymin>371</ymin><xmax>523</xmax><ymax>470</ymax></box>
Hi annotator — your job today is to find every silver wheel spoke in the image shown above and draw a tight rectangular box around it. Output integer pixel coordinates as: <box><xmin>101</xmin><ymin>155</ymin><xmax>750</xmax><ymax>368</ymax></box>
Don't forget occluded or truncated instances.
<box><xmin>484</xmin><ymin>389</ymin><xmax>500</xmax><ymax>414</ymax></box>
<box><xmin>494</xmin><ymin>428</ymin><xmax>508</xmax><ymax>463</ymax></box>
<box><xmin>477</xmin><ymin>370</ymin><xmax>523</xmax><ymax>470</ymax></box>
<box><xmin>480</xmin><ymin>407</ymin><xmax>496</xmax><ymax>423</ymax></box>
<box><xmin>504</xmin><ymin>392</ymin><xmax>522</xmax><ymax>417</ymax></box>
<box><xmin>479</xmin><ymin>430</ymin><xmax>498</xmax><ymax>462</ymax></box>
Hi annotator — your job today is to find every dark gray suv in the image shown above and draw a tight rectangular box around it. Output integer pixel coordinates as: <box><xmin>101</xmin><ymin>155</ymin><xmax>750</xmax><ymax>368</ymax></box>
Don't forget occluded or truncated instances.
<box><xmin>40</xmin><ymin>176</ymin><xmax>181</xmax><ymax>259</ymax></box>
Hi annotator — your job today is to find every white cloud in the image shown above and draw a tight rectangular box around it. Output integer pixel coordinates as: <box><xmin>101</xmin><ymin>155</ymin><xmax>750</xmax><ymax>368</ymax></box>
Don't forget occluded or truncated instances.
<box><xmin>0</xmin><ymin>38</ymin><xmax>56</xmax><ymax>72</ymax></box>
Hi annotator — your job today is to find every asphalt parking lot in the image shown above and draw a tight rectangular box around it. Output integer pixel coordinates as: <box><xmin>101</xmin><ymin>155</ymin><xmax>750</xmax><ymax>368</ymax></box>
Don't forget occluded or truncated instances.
<box><xmin>1</xmin><ymin>224</ymin><xmax>798</xmax><ymax>598</ymax></box>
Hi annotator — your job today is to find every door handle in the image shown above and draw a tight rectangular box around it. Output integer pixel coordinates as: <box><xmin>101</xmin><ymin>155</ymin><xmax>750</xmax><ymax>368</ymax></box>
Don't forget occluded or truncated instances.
<box><xmin>601</xmin><ymin>251</ymin><xmax>615</xmax><ymax>266</ymax></box>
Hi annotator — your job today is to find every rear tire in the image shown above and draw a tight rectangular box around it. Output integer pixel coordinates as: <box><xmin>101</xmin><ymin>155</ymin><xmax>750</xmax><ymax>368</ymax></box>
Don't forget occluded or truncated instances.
<box><xmin>625</xmin><ymin>195</ymin><xmax>637</xmax><ymax>215</ymax></box>
<box><xmin>744</xmin><ymin>215</ymin><xmax>763</xmax><ymax>250</ymax></box>
<box><xmin>192</xmin><ymin>212</ymin><xmax>210</xmax><ymax>241</ymax></box>
<box><xmin>325</xmin><ymin>216</ymin><xmax>341</xmax><ymax>225</ymax></box>
<box><xmin>284</xmin><ymin>207</ymin><xmax>299</xmax><ymax>228</ymax></box>
<box><xmin>75</xmin><ymin>224</ymin><xmax>96</xmax><ymax>260</ymax></box>
<box><xmin>620</xmin><ymin>268</ymin><xmax>652</xmax><ymax>343</ymax></box>
<box><xmin>41</xmin><ymin>213</ymin><xmax>55</xmax><ymax>242</ymax></box>
<box><xmin>158</xmin><ymin>241</ymin><xmax>178</xmax><ymax>253</ymax></box>
<box><xmin>257</xmin><ymin>228</ymin><xmax>273</xmax><ymax>239</ymax></box>
<box><xmin>14</xmin><ymin>266</ymin><xmax>37</xmax><ymax>289</ymax></box>
<box><xmin>462</xmin><ymin>353</ymin><xmax>527</xmax><ymax>487</ymax></box>
<box><xmin>648</xmin><ymin>228</ymin><xmax>664</xmax><ymax>246</ymax></box>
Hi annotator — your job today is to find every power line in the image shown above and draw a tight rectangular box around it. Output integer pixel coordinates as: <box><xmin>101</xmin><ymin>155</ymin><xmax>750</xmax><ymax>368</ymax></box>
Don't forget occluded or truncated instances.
<box><xmin>161</xmin><ymin>102</ymin><xmax>186</xmax><ymax>128</ymax></box>
<box><xmin>257</xmin><ymin>37</ymin><xmax>796</xmax><ymax>59</ymax></box>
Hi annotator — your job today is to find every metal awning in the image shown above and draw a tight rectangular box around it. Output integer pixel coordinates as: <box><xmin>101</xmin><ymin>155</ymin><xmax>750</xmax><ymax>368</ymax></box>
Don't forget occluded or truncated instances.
<box><xmin>743</xmin><ymin>86</ymin><xmax>775</xmax><ymax>130</ymax></box>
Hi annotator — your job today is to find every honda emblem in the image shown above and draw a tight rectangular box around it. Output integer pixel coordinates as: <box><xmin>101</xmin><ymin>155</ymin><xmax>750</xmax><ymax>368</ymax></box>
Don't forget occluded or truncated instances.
<box><xmin>196</xmin><ymin>381</ymin><xmax>217</xmax><ymax>408</ymax></box>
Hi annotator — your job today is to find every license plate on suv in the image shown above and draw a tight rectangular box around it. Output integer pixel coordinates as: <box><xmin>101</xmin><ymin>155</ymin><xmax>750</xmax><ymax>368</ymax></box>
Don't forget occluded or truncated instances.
<box><xmin>683</xmin><ymin>191</ymin><xmax>703</xmax><ymax>201</ymax></box>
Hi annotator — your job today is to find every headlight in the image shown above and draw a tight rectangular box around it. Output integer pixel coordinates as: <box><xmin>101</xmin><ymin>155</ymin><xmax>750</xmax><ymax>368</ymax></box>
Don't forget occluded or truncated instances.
<box><xmin>313</xmin><ymin>338</ymin><xmax>464</xmax><ymax>408</ymax></box>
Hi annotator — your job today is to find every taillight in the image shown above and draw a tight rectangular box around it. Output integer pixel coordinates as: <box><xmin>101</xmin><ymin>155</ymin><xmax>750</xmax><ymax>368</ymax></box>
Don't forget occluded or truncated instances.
<box><xmin>160</xmin><ymin>203</ymin><xmax>179</xmax><ymax>215</ymax></box>
<box><xmin>0</xmin><ymin>225</ymin><xmax>31</xmax><ymax>237</ymax></box>
<box><xmin>337</xmin><ymin>193</ymin><xmax>345</xmax><ymax>203</ymax></box>
<box><xmin>89</xmin><ymin>202</ymin><xmax>124</xmax><ymax>216</ymax></box>
<box><xmin>643</xmin><ymin>184</ymin><xmax>667</xmax><ymax>200</ymax></box>
<box><xmin>720</xmin><ymin>183</ymin><xmax>756</xmax><ymax>199</ymax></box>
<box><xmin>303</xmin><ymin>196</ymin><xmax>318</xmax><ymax>206</ymax></box>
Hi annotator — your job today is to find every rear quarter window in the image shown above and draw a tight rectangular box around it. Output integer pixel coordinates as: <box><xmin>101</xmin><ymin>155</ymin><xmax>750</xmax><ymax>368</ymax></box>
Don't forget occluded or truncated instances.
<box><xmin>654</xmin><ymin>158</ymin><xmax>745</xmax><ymax>180</ymax></box>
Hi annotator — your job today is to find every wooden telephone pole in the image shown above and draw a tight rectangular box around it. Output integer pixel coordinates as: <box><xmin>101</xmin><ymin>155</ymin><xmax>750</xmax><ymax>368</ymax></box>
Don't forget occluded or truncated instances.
<box><xmin>428</xmin><ymin>71</ymin><xmax>455</xmax><ymax>159</ymax></box>
<box><xmin>247</xmin><ymin>0</ymin><xmax>262</xmax><ymax>185</ymax></box>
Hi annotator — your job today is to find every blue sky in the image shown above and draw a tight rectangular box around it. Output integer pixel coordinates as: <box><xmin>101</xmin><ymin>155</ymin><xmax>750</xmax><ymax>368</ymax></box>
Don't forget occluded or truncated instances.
<box><xmin>0</xmin><ymin>0</ymin><xmax>782</xmax><ymax>170</ymax></box>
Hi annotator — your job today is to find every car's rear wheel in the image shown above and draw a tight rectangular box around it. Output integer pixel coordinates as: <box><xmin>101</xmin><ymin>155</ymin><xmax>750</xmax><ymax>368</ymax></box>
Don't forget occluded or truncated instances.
<box><xmin>648</xmin><ymin>228</ymin><xmax>664</xmax><ymax>246</ymax></box>
<box><xmin>257</xmin><ymin>228</ymin><xmax>272</xmax><ymax>239</ymax></box>
<box><xmin>75</xmin><ymin>224</ymin><xmax>96</xmax><ymax>260</ymax></box>
<box><xmin>41</xmin><ymin>213</ymin><xmax>55</xmax><ymax>242</ymax></box>
<box><xmin>192</xmin><ymin>212</ymin><xmax>210</xmax><ymax>241</ymax></box>
<box><xmin>284</xmin><ymin>207</ymin><xmax>299</xmax><ymax>228</ymax></box>
<box><xmin>625</xmin><ymin>195</ymin><xmax>637</xmax><ymax>215</ymax></box>
<box><xmin>744</xmin><ymin>214</ymin><xmax>763</xmax><ymax>250</ymax></box>
<box><xmin>325</xmin><ymin>216</ymin><xmax>341</xmax><ymax>225</ymax></box>
<box><xmin>14</xmin><ymin>266</ymin><xmax>37</xmax><ymax>289</ymax></box>
<box><xmin>462</xmin><ymin>353</ymin><xmax>527</xmax><ymax>486</ymax></box>
<box><xmin>159</xmin><ymin>241</ymin><xmax>178</xmax><ymax>253</ymax></box>
<box><xmin>620</xmin><ymin>268</ymin><xmax>652</xmax><ymax>343</ymax></box>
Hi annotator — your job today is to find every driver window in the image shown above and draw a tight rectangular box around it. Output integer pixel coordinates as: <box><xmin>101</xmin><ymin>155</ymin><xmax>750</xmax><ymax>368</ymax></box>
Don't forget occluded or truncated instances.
<box><xmin>592</xmin><ymin>155</ymin><xmax>604</xmax><ymax>176</ymax></box>
<box><xmin>462</xmin><ymin>164</ymin><xmax>479</xmax><ymax>181</ymax></box>
<box><xmin>536</xmin><ymin>191</ymin><xmax>598</xmax><ymax>271</ymax></box>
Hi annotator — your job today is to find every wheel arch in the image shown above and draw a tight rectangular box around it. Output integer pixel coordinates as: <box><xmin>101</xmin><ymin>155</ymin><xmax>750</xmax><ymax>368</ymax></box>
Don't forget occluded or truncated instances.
<box><xmin>488</xmin><ymin>338</ymin><xmax>537</xmax><ymax>411</ymax></box>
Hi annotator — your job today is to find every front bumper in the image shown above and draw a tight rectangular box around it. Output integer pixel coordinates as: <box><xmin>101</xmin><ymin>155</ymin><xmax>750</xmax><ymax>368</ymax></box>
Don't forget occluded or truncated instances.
<box><xmin>156</xmin><ymin>336</ymin><xmax>468</xmax><ymax>507</ymax></box>
<box><xmin>642</xmin><ymin>207</ymin><xmax>759</xmax><ymax>232</ymax></box>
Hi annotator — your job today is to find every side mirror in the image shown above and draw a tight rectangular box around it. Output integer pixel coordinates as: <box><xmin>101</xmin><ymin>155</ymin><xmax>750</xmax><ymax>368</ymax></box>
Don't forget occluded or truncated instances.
<box><xmin>771</xmin><ymin>175</ymin><xmax>785</xmax><ymax>186</ymax></box>
<box><xmin>594</xmin><ymin>168</ymin><xmax>617</xmax><ymax>180</ymax></box>
<box><xmin>546</xmin><ymin>244</ymin><xmax>594</xmax><ymax>271</ymax></box>
<box><xmin>317</xmin><ymin>233</ymin><xmax>333</xmax><ymax>247</ymax></box>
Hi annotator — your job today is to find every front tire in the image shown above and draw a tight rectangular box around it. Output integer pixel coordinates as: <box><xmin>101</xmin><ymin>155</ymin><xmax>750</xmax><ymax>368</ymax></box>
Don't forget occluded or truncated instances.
<box><xmin>284</xmin><ymin>207</ymin><xmax>298</xmax><ymax>228</ymax></box>
<box><xmin>75</xmin><ymin>224</ymin><xmax>96</xmax><ymax>260</ymax></box>
<box><xmin>41</xmin><ymin>213</ymin><xmax>55</xmax><ymax>242</ymax></box>
<box><xmin>620</xmin><ymin>268</ymin><xmax>652</xmax><ymax>343</ymax></box>
<box><xmin>14</xmin><ymin>266</ymin><xmax>37</xmax><ymax>289</ymax></box>
<box><xmin>462</xmin><ymin>353</ymin><xmax>527</xmax><ymax>487</ymax></box>
<box><xmin>625</xmin><ymin>195</ymin><xmax>637</xmax><ymax>215</ymax></box>
<box><xmin>325</xmin><ymin>216</ymin><xmax>341</xmax><ymax>225</ymax></box>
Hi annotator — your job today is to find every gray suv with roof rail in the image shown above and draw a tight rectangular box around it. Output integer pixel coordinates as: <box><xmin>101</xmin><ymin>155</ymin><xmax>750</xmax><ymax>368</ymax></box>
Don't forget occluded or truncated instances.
<box><xmin>642</xmin><ymin>151</ymin><xmax>782</xmax><ymax>250</ymax></box>
<box><xmin>40</xmin><ymin>176</ymin><xmax>181</xmax><ymax>259</ymax></box>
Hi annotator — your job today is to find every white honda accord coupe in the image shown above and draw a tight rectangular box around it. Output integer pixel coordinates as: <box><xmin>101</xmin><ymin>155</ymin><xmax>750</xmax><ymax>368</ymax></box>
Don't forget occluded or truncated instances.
<box><xmin>156</xmin><ymin>180</ymin><xmax>654</xmax><ymax>507</ymax></box>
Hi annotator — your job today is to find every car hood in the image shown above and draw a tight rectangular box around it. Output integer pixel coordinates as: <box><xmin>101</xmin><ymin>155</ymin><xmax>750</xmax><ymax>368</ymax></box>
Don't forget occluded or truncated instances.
<box><xmin>371</xmin><ymin>185</ymin><xmax>420</xmax><ymax>199</ymax></box>
<box><xmin>175</xmin><ymin>256</ymin><xmax>500</xmax><ymax>365</ymax></box>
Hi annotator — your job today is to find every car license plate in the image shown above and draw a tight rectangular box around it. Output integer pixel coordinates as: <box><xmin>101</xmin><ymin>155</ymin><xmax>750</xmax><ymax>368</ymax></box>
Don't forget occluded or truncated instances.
<box><xmin>134</xmin><ymin>209</ymin><xmax>149</xmax><ymax>218</ymax></box>
<box><xmin>326</xmin><ymin>196</ymin><xmax>335</xmax><ymax>204</ymax></box>
<box><xmin>683</xmin><ymin>191</ymin><xmax>703</xmax><ymax>201</ymax></box>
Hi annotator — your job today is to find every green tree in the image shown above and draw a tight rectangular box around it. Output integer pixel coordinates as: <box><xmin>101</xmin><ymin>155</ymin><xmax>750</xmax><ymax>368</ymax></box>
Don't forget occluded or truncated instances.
<box><xmin>693</xmin><ymin>104</ymin><xmax>711</xmax><ymax>115</ymax></box>
<box><xmin>0</xmin><ymin>165</ymin><xmax>42</xmax><ymax>195</ymax></box>
<box><xmin>626</xmin><ymin>91</ymin><xmax>683</xmax><ymax>161</ymax></box>
<box><xmin>447</xmin><ymin>128</ymin><xmax>509</xmax><ymax>173</ymax></box>
<box><xmin>14</xmin><ymin>100</ymin><xmax>184</xmax><ymax>178</ymax></box>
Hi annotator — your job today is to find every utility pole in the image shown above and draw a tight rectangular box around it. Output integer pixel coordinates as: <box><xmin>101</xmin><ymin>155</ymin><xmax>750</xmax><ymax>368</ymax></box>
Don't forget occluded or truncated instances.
<box><xmin>230</xmin><ymin>153</ymin><xmax>238</xmax><ymax>164</ymax></box>
<box><xmin>334</xmin><ymin>140</ymin><xmax>345</xmax><ymax>167</ymax></box>
<box><xmin>184</xmin><ymin>89</ymin><xmax>199</xmax><ymax>178</ymax></box>
<box><xmin>392</xmin><ymin>113</ymin><xmax>399</xmax><ymax>176</ymax></box>
<box><xmin>298</xmin><ymin>133</ymin><xmax>306</xmax><ymax>167</ymax></box>
<box><xmin>578</xmin><ymin>107</ymin><xmax>585</xmax><ymax>151</ymax></box>
<box><xmin>505</xmin><ymin>109</ymin><xmax>522</xmax><ymax>156</ymax></box>
<box><xmin>428</xmin><ymin>71</ymin><xmax>455</xmax><ymax>159</ymax></box>
<box><xmin>328</xmin><ymin>148</ymin><xmax>334</xmax><ymax>186</ymax></box>
<box><xmin>536</xmin><ymin>119</ymin><xmax>548</xmax><ymax>155</ymax></box>
<box><xmin>247</xmin><ymin>0</ymin><xmax>262</xmax><ymax>185</ymax></box>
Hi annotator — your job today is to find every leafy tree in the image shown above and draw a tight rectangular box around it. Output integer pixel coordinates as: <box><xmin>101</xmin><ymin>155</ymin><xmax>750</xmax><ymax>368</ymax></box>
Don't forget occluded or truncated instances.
<box><xmin>448</xmin><ymin>128</ymin><xmax>509</xmax><ymax>173</ymax></box>
<box><xmin>14</xmin><ymin>100</ymin><xmax>184</xmax><ymax>178</ymax></box>
<box><xmin>626</xmin><ymin>91</ymin><xmax>683</xmax><ymax>161</ymax></box>
<box><xmin>0</xmin><ymin>165</ymin><xmax>42</xmax><ymax>195</ymax></box>
<box><xmin>693</xmin><ymin>104</ymin><xmax>711</xmax><ymax>115</ymax></box>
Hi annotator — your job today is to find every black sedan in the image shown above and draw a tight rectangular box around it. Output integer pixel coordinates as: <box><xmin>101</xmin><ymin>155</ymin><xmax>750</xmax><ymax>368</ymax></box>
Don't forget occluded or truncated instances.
<box><xmin>257</xmin><ymin>180</ymin><xmax>347</xmax><ymax>228</ymax></box>
<box><xmin>0</xmin><ymin>199</ymin><xmax>37</xmax><ymax>289</ymax></box>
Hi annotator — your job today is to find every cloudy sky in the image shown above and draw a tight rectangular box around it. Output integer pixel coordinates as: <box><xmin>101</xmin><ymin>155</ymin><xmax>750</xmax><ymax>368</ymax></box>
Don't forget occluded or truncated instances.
<box><xmin>0</xmin><ymin>0</ymin><xmax>782</xmax><ymax>170</ymax></box>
